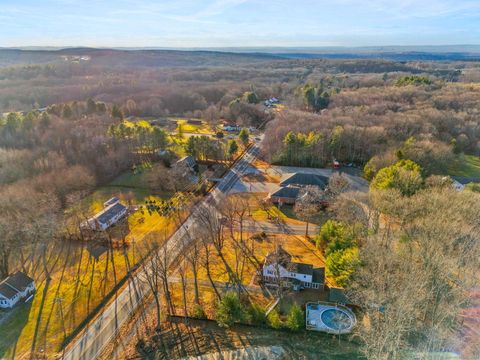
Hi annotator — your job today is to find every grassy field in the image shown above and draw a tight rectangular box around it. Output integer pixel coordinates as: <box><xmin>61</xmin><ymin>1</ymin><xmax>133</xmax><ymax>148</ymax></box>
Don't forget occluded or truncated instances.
<box><xmin>448</xmin><ymin>154</ymin><xmax>480</xmax><ymax>177</ymax></box>
<box><xmin>173</xmin><ymin>119</ymin><xmax>214</xmax><ymax>135</ymax></box>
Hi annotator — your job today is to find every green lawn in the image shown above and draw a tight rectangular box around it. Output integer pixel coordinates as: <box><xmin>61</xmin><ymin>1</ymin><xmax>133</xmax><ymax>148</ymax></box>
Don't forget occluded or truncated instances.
<box><xmin>173</xmin><ymin>118</ymin><xmax>213</xmax><ymax>134</ymax></box>
<box><xmin>448</xmin><ymin>154</ymin><xmax>480</xmax><ymax>177</ymax></box>
<box><xmin>77</xmin><ymin>166</ymin><xmax>174</xmax><ymax>214</ymax></box>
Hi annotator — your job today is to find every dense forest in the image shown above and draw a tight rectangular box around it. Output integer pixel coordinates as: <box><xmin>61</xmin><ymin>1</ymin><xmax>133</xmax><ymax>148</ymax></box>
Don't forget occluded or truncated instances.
<box><xmin>2</xmin><ymin>49</ymin><xmax>480</xmax><ymax>278</ymax></box>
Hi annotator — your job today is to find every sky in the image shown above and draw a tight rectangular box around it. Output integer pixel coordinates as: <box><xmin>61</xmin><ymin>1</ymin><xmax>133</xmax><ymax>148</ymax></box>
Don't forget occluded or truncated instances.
<box><xmin>1</xmin><ymin>0</ymin><xmax>480</xmax><ymax>48</ymax></box>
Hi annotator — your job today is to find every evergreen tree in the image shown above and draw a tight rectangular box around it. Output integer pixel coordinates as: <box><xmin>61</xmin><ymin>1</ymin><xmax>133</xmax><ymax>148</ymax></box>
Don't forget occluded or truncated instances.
<box><xmin>215</xmin><ymin>292</ymin><xmax>245</xmax><ymax>327</ymax></box>
<box><xmin>239</xmin><ymin>128</ymin><xmax>249</xmax><ymax>146</ymax></box>
<box><xmin>228</xmin><ymin>140</ymin><xmax>238</xmax><ymax>158</ymax></box>
<box><xmin>286</xmin><ymin>303</ymin><xmax>304</xmax><ymax>331</ymax></box>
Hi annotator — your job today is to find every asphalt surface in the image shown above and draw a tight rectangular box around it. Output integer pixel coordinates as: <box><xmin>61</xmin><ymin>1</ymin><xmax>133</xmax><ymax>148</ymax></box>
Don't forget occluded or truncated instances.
<box><xmin>239</xmin><ymin>220</ymin><xmax>319</xmax><ymax>236</ymax></box>
<box><xmin>61</xmin><ymin>139</ymin><xmax>263</xmax><ymax>360</ymax></box>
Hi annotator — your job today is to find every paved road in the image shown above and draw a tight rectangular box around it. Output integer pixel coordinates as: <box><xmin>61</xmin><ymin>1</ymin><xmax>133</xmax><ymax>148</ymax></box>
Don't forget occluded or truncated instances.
<box><xmin>239</xmin><ymin>220</ymin><xmax>319</xmax><ymax>236</ymax></box>
<box><xmin>62</xmin><ymin>139</ymin><xmax>263</xmax><ymax>360</ymax></box>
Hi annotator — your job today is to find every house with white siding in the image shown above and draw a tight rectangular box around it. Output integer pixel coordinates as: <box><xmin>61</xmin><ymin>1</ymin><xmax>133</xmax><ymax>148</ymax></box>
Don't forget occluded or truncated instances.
<box><xmin>0</xmin><ymin>271</ymin><xmax>36</xmax><ymax>308</ymax></box>
<box><xmin>262</xmin><ymin>247</ymin><xmax>325</xmax><ymax>290</ymax></box>
<box><xmin>82</xmin><ymin>197</ymin><xmax>128</xmax><ymax>231</ymax></box>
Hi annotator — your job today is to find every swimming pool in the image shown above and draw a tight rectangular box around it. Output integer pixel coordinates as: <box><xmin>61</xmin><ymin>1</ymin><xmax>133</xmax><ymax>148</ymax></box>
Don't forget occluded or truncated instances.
<box><xmin>321</xmin><ymin>308</ymin><xmax>353</xmax><ymax>331</ymax></box>
<box><xmin>306</xmin><ymin>302</ymin><xmax>356</xmax><ymax>334</ymax></box>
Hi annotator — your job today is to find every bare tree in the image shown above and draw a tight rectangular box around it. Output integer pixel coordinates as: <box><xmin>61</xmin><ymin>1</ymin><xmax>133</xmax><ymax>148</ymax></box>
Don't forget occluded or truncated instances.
<box><xmin>327</xmin><ymin>172</ymin><xmax>351</xmax><ymax>198</ymax></box>
<box><xmin>349</xmin><ymin>188</ymin><xmax>480</xmax><ymax>359</ymax></box>
<box><xmin>139</xmin><ymin>242</ymin><xmax>163</xmax><ymax>329</ymax></box>
<box><xmin>195</xmin><ymin>203</ymin><xmax>246</xmax><ymax>295</ymax></box>
<box><xmin>294</xmin><ymin>185</ymin><xmax>325</xmax><ymax>237</ymax></box>
<box><xmin>185</xmin><ymin>241</ymin><xmax>201</xmax><ymax>305</ymax></box>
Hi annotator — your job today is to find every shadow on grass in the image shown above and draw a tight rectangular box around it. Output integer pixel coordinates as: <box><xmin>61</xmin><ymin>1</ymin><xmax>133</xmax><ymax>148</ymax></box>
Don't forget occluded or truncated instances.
<box><xmin>0</xmin><ymin>301</ymin><xmax>33</xmax><ymax>359</ymax></box>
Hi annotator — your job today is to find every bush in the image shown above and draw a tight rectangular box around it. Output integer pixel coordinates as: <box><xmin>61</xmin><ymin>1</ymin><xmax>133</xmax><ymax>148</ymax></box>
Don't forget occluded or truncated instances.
<box><xmin>395</xmin><ymin>75</ymin><xmax>431</xmax><ymax>86</ymax></box>
<box><xmin>267</xmin><ymin>309</ymin><xmax>283</xmax><ymax>329</ymax></box>
<box><xmin>286</xmin><ymin>303</ymin><xmax>304</xmax><ymax>332</ymax></box>
<box><xmin>316</xmin><ymin>220</ymin><xmax>355</xmax><ymax>255</ymax></box>
<box><xmin>251</xmin><ymin>231</ymin><xmax>267</xmax><ymax>241</ymax></box>
<box><xmin>192</xmin><ymin>304</ymin><xmax>206</xmax><ymax>319</ymax></box>
<box><xmin>215</xmin><ymin>292</ymin><xmax>245</xmax><ymax>327</ymax></box>
<box><xmin>239</xmin><ymin>128</ymin><xmax>250</xmax><ymax>145</ymax></box>
<box><xmin>247</xmin><ymin>303</ymin><xmax>267</xmax><ymax>326</ymax></box>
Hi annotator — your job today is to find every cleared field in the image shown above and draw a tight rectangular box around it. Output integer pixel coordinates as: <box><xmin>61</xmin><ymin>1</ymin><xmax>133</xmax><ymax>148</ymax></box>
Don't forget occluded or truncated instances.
<box><xmin>173</xmin><ymin>118</ymin><xmax>214</xmax><ymax>135</ymax></box>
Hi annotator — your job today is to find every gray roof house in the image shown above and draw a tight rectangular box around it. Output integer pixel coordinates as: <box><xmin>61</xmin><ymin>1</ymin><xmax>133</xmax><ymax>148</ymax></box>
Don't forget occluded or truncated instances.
<box><xmin>83</xmin><ymin>197</ymin><xmax>128</xmax><ymax>231</ymax></box>
<box><xmin>268</xmin><ymin>186</ymin><xmax>301</xmax><ymax>204</ymax></box>
<box><xmin>268</xmin><ymin>172</ymin><xmax>329</xmax><ymax>205</ymax></box>
<box><xmin>0</xmin><ymin>271</ymin><xmax>36</xmax><ymax>308</ymax></box>
<box><xmin>280</xmin><ymin>173</ymin><xmax>329</xmax><ymax>188</ymax></box>
<box><xmin>262</xmin><ymin>247</ymin><xmax>325</xmax><ymax>290</ymax></box>
<box><xmin>176</xmin><ymin>156</ymin><xmax>197</xmax><ymax>171</ymax></box>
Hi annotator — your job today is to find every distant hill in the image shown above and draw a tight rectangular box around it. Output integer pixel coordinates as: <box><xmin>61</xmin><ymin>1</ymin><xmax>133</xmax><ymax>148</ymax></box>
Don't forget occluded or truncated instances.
<box><xmin>0</xmin><ymin>48</ymin><xmax>282</xmax><ymax>68</ymax></box>
<box><xmin>0</xmin><ymin>46</ymin><xmax>479</xmax><ymax>69</ymax></box>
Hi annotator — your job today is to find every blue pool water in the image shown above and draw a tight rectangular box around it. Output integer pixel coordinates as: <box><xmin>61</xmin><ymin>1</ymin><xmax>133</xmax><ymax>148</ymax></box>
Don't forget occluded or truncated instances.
<box><xmin>320</xmin><ymin>309</ymin><xmax>352</xmax><ymax>331</ymax></box>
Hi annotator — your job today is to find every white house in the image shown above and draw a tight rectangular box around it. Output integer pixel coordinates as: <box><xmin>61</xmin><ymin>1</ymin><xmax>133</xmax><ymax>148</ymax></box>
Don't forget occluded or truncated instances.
<box><xmin>82</xmin><ymin>197</ymin><xmax>128</xmax><ymax>231</ymax></box>
<box><xmin>0</xmin><ymin>271</ymin><xmax>36</xmax><ymax>308</ymax></box>
<box><xmin>451</xmin><ymin>178</ymin><xmax>465</xmax><ymax>191</ymax></box>
<box><xmin>262</xmin><ymin>247</ymin><xmax>324</xmax><ymax>290</ymax></box>
<box><xmin>222</xmin><ymin>124</ymin><xmax>241</xmax><ymax>132</ymax></box>
<box><xmin>264</xmin><ymin>97</ymin><xmax>280</xmax><ymax>107</ymax></box>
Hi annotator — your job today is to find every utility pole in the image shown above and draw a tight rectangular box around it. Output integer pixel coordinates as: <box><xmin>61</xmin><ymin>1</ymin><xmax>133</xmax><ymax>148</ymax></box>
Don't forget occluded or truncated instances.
<box><xmin>54</xmin><ymin>296</ymin><xmax>67</xmax><ymax>341</ymax></box>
